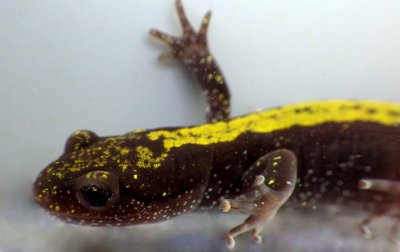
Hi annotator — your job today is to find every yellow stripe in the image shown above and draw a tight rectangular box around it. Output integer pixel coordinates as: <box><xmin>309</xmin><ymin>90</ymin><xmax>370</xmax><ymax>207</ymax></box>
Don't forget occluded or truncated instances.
<box><xmin>147</xmin><ymin>100</ymin><xmax>400</xmax><ymax>150</ymax></box>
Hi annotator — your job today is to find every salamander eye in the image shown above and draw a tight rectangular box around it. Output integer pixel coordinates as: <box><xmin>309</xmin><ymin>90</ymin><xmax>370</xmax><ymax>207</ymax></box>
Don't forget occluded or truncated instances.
<box><xmin>80</xmin><ymin>184</ymin><xmax>114</xmax><ymax>208</ymax></box>
<box><xmin>65</xmin><ymin>130</ymin><xmax>98</xmax><ymax>153</ymax></box>
<box><xmin>74</xmin><ymin>171</ymin><xmax>119</xmax><ymax>211</ymax></box>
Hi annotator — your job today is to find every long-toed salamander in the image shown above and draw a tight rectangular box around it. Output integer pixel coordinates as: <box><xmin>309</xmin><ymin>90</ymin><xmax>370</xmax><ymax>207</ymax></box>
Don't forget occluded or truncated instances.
<box><xmin>33</xmin><ymin>0</ymin><xmax>400</xmax><ymax>249</ymax></box>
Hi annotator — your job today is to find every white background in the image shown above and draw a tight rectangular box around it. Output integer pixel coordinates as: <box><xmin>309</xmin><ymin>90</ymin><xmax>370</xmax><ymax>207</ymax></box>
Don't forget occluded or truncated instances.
<box><xmin>1</xmin><ymin>0</ymin><xmax>400</xmax><ymax>251</ymax></box>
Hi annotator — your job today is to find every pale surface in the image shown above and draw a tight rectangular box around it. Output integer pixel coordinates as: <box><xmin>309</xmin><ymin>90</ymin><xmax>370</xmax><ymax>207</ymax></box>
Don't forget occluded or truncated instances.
<box><xmin>1</xmin><ymin>0</ymin><xmax>400</xmax><ymax>251</ymax></box>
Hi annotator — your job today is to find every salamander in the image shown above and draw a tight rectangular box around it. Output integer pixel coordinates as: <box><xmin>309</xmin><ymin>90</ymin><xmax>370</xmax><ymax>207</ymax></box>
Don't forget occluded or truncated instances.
<box><xmin>33</xmin><ymin>0</ymin><xmax>400</xmax><ymax>249</ymax></box>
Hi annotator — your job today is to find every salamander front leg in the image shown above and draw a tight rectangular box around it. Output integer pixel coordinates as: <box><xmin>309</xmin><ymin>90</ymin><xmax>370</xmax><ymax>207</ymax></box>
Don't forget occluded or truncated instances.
<box><xmin>150</xmin><ymin>0</ymin><xmax>231</xmax><ymax>123</ymax></box>
<box><xmin>220</xmin><ymin>149</ymin><xmax>298</xmax><ymax>249</ymax></box>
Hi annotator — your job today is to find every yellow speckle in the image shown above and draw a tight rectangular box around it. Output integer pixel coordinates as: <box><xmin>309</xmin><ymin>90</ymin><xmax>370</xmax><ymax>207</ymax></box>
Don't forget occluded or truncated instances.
<box><xmin>215</xmin><ymin>74</ymin><xmax>223</xmax><ymax>84</ymax></box>
<box><xmin>120</xmin><ymin>148</ymin><xmax>130</xmax><ymax>155</ymax></box>
<box><xmin>162</xmin><ymin>192</ymin><xmax>167</xmax><ymax>197</ymax></box>
<box><xmin>120</xmin><ymin>161</ymin><xmax>131</xmax><ymax>172</ymax></box>
<box><xmin>54</xmin><ymin>172</ymin><xmax>64</xmax><ymax>179</ymax></box>
<box><xmin>68</xmin><ymin>167</ymin><xmax>81</xmax><ymax>173</ymax></box>
<box><xmin>268</xmin><ymin>179</ymin><xmax>275</xmax><ymax>185</ymax></box>
<box><xmin>207</xmin><ymin>73</ymin><xmax>213</xmax><ymax>80</ymax></box>
<box><xmin>35</xmin><ymin>195</ymin><xmax>43</xmax><ymax>202</ymax></box>
<box><xmin>55</xmin><ymin>206</ymin><xmax>61</xmax><ymax>211</ymax></box>
<box><xmin>50</xmin><ymin>186</ymin><xmax>57</xmax><ymax>195</ymax></box>
<box><xmin>206</xmin><ymin>55</ymin><xmax>213</xmax><ymax>63</ymax></box>
<box><xmin>272</xmin><ymin>161</ymin><xmax>279</xmax><ymax>167</ymax></box>
<box><xmin>133</xmin><ymin>174</ymin><xmax>138</xmax><ymax>180</ymax></box>
<box><xmin>94</xmin><ymin>160</ymin><xmax>107</xmax><ymax>167</ymax></box>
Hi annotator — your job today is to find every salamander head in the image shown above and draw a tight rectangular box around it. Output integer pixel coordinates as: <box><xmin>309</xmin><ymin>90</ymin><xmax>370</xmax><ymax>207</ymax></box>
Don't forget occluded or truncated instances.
<box><xmin>34</xmin><ymin>130</ymin><xmax>138</xmax><ymax>226</ymax></box>
<box><xmin>34</xmin><ymin>130</ymin><xmax>158</xmax><ymax>226</ymax></box>
<box><xmin>33</xmin><ymin>129</ymin><xmax>200</xmax><ymax>226</ymax></box>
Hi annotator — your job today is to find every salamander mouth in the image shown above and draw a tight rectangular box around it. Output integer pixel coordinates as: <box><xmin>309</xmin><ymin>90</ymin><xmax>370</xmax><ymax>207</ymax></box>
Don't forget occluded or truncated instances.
<box><xmin>48</xmin><ymin>210</ymin><xmax>136</xmax><ymax>226</ymax></box>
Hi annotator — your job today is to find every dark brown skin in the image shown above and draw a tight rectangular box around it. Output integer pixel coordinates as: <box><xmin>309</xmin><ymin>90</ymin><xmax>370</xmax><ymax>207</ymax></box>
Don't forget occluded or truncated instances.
<box><xmin>33</xmin><ymin>0</ymin><xmax>400</xmax><ymax>249</ymax></box>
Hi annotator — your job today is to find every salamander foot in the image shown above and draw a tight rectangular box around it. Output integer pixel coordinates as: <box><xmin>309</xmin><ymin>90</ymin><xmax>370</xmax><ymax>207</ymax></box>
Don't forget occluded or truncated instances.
<box><xmin>149</xmin><ymin>0</ymin><xmax>211</xmax><ymax>61</ymax></box>
<box><xmin>220</xmin><ymin>149</ymin><xmax>297</xmax><ymax>249</ymax></box>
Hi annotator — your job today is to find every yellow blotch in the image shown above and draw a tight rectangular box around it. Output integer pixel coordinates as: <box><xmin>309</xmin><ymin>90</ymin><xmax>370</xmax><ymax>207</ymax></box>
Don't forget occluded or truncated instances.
<box><xmin>133</xmin><ymin>174</ymin><xmax>138</xmax><ymax>180</ymax></box>
<box><xmin>206</xmin><ymin>55</ymin><xmax>213</xmax><ymax>63</ymax></box>
<box><xmin>147</xmin><ymin>100</ymin><xmax>400</xmax><ymax>152</ymax></box>
<box><xmin>135</xmin><ymin>146</ymin><xmax>167</xmax><ymax>168</ymax></box>
<box><xmin>141</xmin><ymin>101</ymin><xmax>400</xmax><ymax>170</ymax></box>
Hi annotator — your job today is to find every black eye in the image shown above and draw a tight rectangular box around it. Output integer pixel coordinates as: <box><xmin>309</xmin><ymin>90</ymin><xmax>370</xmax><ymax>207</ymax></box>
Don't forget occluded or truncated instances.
<box><xmin>80</xmin><ymin>184</ymin><xmax>114</xmax><ymax>208</ymax></box>
<box><xmin>75</xmin><ymin>171</ymin><xmax>119</xmax><ymax>211</ymax></box>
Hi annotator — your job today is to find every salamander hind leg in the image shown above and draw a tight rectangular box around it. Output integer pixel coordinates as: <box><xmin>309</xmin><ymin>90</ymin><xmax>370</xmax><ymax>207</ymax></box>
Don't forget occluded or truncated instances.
<box><xmin>150</xmin><ymin>0</ymin><xmax>230</xmax><ymax>123</ymax></box>
<box><xmin>220</xmin><ymin>149</ymin><xmax>298</xmax><ymax>249</ymax></box>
